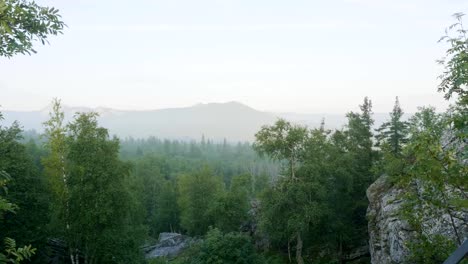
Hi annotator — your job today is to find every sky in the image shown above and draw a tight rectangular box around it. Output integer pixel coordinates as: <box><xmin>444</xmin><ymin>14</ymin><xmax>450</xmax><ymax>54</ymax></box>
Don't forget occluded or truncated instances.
<box><xmin>1</xmin><ymin>0</ymin><xmax>466</xmax><ymax>113</ymax></box>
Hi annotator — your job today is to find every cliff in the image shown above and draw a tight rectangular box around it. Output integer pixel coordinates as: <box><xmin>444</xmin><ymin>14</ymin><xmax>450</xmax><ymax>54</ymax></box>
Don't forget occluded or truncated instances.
<box><xmin>366</xmin><ymin>175</ymin><xmax>467</xmax><ymax>264</ymax></box>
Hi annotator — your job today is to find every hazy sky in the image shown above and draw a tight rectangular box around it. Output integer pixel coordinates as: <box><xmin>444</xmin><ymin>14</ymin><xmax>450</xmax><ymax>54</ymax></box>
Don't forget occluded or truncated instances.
<box><xmin>1</xmin><ymin>0</ymin><xmax>466</xmax><ymax>113</ymax></box>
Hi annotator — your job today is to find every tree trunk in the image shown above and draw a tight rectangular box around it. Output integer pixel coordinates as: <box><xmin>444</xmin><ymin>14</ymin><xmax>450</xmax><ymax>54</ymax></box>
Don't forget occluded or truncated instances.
<box><xmin>446</xmin><ymin>204</ymin><xmax>462</xmax><ymax>245</ymax></box>
<box><xmin>70</xmin><ymin>248</ymin><xmax>76</xmax><ymax>264</ymax></box>
<box><xmin>296</xmin><ymin>233</ymin><xmax>304</xmax><ymax>264</ymax></box>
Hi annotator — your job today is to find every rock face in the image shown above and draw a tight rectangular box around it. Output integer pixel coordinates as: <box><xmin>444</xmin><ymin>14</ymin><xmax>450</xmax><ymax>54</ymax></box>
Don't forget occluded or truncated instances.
<box><xmin>241</xmin><ymin>199</ymin><xmax>270</xmax><ymax>250</ymax></box>
<box><xmin>144</xmin><ymin>233</ymin><xmax>192</xmax><ymax>259</ymax></box>
<box><xmin>366</xmin><ymin>175</ymin><xmax>468</xmax><ymax>264</ymax></box>
<box><xmin>366</xmin><ymin>175</ymin><xmax>409</xmax><ymax>264</ymax></box>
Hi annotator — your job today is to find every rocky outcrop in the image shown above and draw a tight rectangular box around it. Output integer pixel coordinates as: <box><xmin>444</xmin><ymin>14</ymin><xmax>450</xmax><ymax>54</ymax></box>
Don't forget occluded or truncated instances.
<box><xmin>367</xmin><ymin>175</ymin><xmax>409</xmax><ymax>264</ymax></box>
<box><xmin>144</xmin><ymin>233</ymin><xmax>193</xmax><ymax>259</ymax></box>
<box><xmin>367</xmin><ymin>175</ymin><xmax>468</xmax><ymax>264</ymax></box>
<box><xmin>241</xmin><ymin>199</ymin><xmax>270</xmax><ymax>250</ymax></box>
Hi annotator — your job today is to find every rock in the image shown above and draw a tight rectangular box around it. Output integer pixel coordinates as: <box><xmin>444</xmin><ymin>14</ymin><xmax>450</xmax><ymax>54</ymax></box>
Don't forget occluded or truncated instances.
<box><xmin>45</xmin><ymin>238</ymin><xmax>69</xmax><ymax>264</ymax></box>
<box><xmin>367</xmin><ymin>175</ymin><xmax>468</xmax><ymax>264</ymax></box>
<box><xmin>241</xmin><ymin>199</ymin><xmax>270</xmax><ymax>250</ymax></box>
<box><xmin>144</xmin><ymin>232</ymin><xmax>192</xmax><ymax>259</ymax></box>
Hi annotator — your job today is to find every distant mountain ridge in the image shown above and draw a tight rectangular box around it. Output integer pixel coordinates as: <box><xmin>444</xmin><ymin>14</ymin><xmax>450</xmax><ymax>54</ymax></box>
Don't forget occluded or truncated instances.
<box><xmin>2</xmin><ymin>102</ymin><xmax>397</xmax><ymax>142</ymax></box>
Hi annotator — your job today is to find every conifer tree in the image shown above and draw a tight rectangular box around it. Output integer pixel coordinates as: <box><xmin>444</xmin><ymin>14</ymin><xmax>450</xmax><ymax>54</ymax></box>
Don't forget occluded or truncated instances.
<box><xmin>376</xmin><ymin>97</ymin><xmax>409</xmax><ymax>155</ymax></box>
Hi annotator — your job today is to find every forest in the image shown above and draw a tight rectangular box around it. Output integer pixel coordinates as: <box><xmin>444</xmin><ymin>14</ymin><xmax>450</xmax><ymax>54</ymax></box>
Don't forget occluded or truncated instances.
<box><xmin>0</xmin><ymin>1</ymin><xmax>467</xmax><ymax>264</ymax></box>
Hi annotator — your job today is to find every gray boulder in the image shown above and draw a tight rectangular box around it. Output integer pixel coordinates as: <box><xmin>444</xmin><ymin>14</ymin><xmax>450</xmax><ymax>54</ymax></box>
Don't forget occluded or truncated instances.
<box><xmin>144</xmin><ymin>232</ymin><xmax>192</xmax><ymax>259</ymax></box>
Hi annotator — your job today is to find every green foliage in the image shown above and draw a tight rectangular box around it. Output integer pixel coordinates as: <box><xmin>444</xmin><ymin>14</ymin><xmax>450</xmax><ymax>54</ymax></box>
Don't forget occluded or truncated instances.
<box><xmin>376</xmin><ymin>97</ymin><xmax>409</xmax><ymax>155</ymax></box>
<box><xmin>133</xmin><ymin>154</ymin><xmax>179</xmax><ymax>237</ymax></box>
<box><xmin>131</xmin><ymin>151</ymin><xmax>255</xmax><ymax>239</ymax></box>
<box><xmin>374</xmin><ymin>15</ymin><xmax>468</xmax><ymax>262</ymax></box>
<box><xmin>398</xmin><ymin>105</ymin><xmax>464</xmax><ymax>192</ymax></box>
<box><xmin>120</xmin><ymin>137</ymin><xmax>278</xmax><ymax>189</ymax></box>
<box><xmin>253</xmin><ymin>99</ymin><xmax>377</xmax><ymax>263</ymax></box>
<box><xmin>0</xmin><ymin>0</ymin><xmax>65</xmax><ymax>57</ymax></box>
<box><xmin>405</xmin><ymin>234</ymin><xmax>456</xmax><ymax>264</ymax></box>
<box><xmin>0</xmin><ymin>112</ymin><xmax>47</xmax><ymax>263</ymax></box>
<box><xmin>0</xmin><ymin>237</ymin><xmax>36</xmax><ymax>264</ymax></box>
<box><xmin>190</xmin><ymin>228</ymin><xmax>264</xmax><ymax>264</ymax></box>
<box><xmin>373</xmin><ymin>97</ymin><xmax>410</xmax><ymax>182</ymax></box>
<box><xmin>0</xmin><ymin>119</ymin><xmax>36</xmax><ymax>264</ymax></box>
<box><xmin>438</xmin><ymin>13</ymin><xmax>468</xmax><ymax>162</ymax></box>
<box><xmin>177</xmin><ymin>167</ymin><xmax>223</xmax><ymax>236</ymax></box>
<box><xmin>0</xmin><ymin>171</ymin><xmax>37</xmax><ymax>264</ymax></box>
<box><xmin>343</xmin><ymin>98</ymin><xmax>377</xmax><ymax>234</ymax></box>
<box><xmin>0</xmin><ymin>171</ymin><xmax>16</xmax><ymax>215</ymax></box>
<box><xmin>437</xmin><ymin>13</ymin><xmax>468</xmax><ymax>105</ymax></box>
<box><xmin>345</xmin><ymin>97</ymin><xmax>375</xmax><ymax>176</ymax></box>
<box><xmin>208</xmin><ymin>173</ymin><xmax>252</xmax><ymax>233</ymax></box>
<box><xmin>41</xmin><ymin>98</ymin><xmax>69</xmax><ymax>239</ymax></box>
<box><xmin>230</xmin><ymin>173</ymin><xmax>253</xmax><ymax>197</ymax></box>
<box><xmin>343</xmin><ymin>97</ymin><xmax>376</xmax><ymax>227</ymax></box>
<box><xmin>66</xmin><ymin>112</ymin><xmax>145</xmax><ymax>263</ymax></box>
<box><xmin>148</xmin><ymin>257</ymin><xmax>170</xmax><ymax>264</ymax></box>
<box><xmin>254</xmin><ymin>119</ymin><xmax>308</xmax><ymax>180</ymax></box>
<box><xmin>392</xmin><ymin>106</ymin><xmax>467</xmax><ymax>262</ymax></box>
<box><xmin>153</xmin><ymin>180</ymin><xmax>179</xmax><ymax>234</ymax></box>
<box><xmin>41</xmin><ymin>103</ymin><xmax>146</xmax><ymax>263</ymax></box>
<box><xmin>255</xmin><ymin>121</ymin><xmax>330</xmax><ymax>264</ymax></box>
<box><xmin>208</xmin><ymin>186</ymin><xmax>249</xmax><ymax>233</ymax></box>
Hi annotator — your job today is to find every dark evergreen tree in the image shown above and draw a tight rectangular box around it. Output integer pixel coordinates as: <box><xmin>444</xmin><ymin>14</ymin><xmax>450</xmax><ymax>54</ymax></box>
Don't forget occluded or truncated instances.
<box><xmin>376</xmin><ymin>97</ymin><xmax>409</xmax><ymax>155</ymax></box>
<box><xmin>341</xmin><ymin>97</ymin><xmax>377</xmax><ymax>250</ymax></box>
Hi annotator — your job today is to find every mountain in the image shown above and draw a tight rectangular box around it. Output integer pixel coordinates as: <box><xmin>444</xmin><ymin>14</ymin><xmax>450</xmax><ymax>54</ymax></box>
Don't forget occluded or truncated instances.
<box><xmin>2</xmin><ymin>102</ymin><xmax>276</xmax><ymax>142</ymax></box>
<box><xmin>98</xmin><ymin>102</ymin><xmax>277</xmax><ymax>142</ymax></box>
<box><xmin>2</xmin><ymin>102</ymin><xmax>396</xmax><ymax>142</ymax></box>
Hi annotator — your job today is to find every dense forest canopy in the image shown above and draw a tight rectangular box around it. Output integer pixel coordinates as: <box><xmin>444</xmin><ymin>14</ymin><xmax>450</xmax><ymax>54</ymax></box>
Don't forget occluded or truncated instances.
<box><xmin>0</xmin><ymin>1</ymin><xmax>467</xmax><ymax>264</ymax></box>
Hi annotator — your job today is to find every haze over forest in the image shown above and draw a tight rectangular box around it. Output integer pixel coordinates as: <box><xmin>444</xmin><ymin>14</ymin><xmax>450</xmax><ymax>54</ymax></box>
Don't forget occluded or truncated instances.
<box><xmin>3</xmin><ymin>101</ymin><xmax>402</xmax><ymax>141</ymax></box>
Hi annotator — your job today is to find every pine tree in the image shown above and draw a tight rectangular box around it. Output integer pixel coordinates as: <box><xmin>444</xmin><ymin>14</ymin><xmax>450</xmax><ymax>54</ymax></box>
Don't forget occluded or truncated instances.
<box><xmin>342</xmin><ymin>97</ymin><xmax>376</xmax><ymax>248</ymax></box>
<box><xmin>376</xmin><ymin>97</ymin><xmax>409</xmax><ymax>155</ymax></box>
